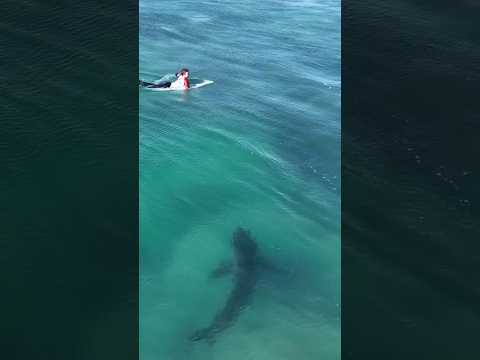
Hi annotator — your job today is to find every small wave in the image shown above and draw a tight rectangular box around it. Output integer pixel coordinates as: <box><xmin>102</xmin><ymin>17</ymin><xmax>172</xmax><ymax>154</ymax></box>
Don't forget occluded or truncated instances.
<box><xmin>189</xmin><ymin>14</ymin><xmax>212</xmax><ymax>23</ymax></box>
<box><xmin>159</xmin><ymin>26</ymin><xmax>184</xmax><ymax>38</ymax></box>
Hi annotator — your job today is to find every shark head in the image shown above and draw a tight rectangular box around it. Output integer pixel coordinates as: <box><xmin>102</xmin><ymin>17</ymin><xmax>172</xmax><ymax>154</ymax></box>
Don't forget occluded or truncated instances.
<box><xmin>232</xmin><ymin>228</ymin><xmax>258</xmax><ymax>265</ymax></box>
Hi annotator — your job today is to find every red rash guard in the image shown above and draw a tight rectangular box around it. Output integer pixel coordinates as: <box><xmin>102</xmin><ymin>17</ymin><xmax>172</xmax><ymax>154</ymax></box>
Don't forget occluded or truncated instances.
<box><xmin>184</xmin><ymin>78</ymin><xmax>190</xmax><ymax>88</ymax></box>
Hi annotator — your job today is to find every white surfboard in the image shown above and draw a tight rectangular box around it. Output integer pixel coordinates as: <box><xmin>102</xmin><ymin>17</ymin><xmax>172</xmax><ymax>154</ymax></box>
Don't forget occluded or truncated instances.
<box><xmin>145</xmin><ymin>80</ymin><xmax>214</xmax><ymax>92</ymax></box>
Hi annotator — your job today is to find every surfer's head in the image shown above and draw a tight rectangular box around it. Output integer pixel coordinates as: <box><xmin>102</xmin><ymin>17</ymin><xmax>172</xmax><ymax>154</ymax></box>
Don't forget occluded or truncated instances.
<box><xmin>176</xmin><ymin>68</ymin><xmax>189</xmax><ymax>78</ymax></box>
<box><xmin>232</xmin><ymin>228</ymin><xmax>258</xmax><ymax>264</ymax></box>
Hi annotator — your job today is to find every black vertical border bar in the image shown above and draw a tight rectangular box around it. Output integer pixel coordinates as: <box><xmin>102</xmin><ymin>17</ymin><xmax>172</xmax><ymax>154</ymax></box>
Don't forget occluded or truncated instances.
<box><xmin>1</xmin><ymin>1</ymin><xmax>139</xmax><ymax>359</ymax></box>
<box><xmin>342</xmin><ymin>1</ymin><xmax>480</xmax><ymax>359</ymax></box>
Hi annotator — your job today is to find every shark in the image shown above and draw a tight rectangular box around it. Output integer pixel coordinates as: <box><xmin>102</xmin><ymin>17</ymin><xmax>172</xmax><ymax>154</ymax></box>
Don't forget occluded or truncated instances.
<box><xmin>190</xmin><ymin>227</ymin><xmax>282</xmax><ymax>344</ymax></box>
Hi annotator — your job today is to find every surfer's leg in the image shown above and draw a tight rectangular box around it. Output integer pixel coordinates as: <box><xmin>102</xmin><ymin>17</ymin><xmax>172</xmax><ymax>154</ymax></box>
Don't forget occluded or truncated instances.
<box><xmin>139</xmin><ymin>80</ymin><xmax>171</xmax><ymax>88</ymax></box>
<box><xmin>139</xmin><ymin>80</ymin><xmax>155</xmax><ymax>87</ymax></box>
<box><xmin>154</xmin><ymin>82</ymin><xmax>171</xmax><ymax>88</ymax></box>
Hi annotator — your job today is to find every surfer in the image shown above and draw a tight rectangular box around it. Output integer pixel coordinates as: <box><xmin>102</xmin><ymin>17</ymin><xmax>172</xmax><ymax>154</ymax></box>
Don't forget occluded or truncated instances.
<box><xmin>139</xmin><ymin>68</ymin><xmax>190</xmax><ymax>89</ymax></box>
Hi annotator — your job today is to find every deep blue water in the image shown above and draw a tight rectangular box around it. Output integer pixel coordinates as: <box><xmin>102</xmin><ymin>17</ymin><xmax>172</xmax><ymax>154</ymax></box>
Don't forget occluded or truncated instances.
<box><xmin>140</xmin><ymin>1</ymin><xmax>340</xmax><ymax>359</ymax></box>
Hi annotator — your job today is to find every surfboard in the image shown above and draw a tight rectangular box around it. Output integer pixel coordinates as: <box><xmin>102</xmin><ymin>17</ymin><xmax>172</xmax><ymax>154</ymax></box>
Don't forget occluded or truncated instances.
<box><xmin>144</xmin><ymin>80</ymin><xmax>214</xmax><ymax>92</ymax></box>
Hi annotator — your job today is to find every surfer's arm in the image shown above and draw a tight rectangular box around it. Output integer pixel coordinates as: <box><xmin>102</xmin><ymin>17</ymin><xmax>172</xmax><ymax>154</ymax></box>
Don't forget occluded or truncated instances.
<box><xmin>210</xmin><ymin>261</ymin><xmax>234</xmax><ymax>279</ymax></box>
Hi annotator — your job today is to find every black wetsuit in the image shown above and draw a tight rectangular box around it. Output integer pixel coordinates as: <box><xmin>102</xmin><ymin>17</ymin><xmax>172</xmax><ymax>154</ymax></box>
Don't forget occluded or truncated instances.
<box><xmin>139</xmin><ymin>80</ymin><xmax>171</xmax><ymax>88</ymax></box>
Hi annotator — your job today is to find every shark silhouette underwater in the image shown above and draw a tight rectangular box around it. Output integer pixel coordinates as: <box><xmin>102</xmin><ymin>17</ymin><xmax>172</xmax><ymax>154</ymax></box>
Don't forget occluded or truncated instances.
<box><xmin>190</xmin><ymin>227</ymin><xmax>284</xmax><ymax>344</ymax></box>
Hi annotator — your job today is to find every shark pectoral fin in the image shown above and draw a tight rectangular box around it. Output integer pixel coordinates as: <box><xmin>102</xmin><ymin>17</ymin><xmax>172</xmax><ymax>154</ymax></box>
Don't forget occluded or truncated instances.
<box><xmin>209</xmin><ymin>260</ymin><xmax>234</xmax><ymax>279</ymax></box>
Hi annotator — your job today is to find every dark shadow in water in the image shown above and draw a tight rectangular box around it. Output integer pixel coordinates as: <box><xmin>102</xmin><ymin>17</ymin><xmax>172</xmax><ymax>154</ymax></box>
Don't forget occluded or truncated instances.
<box><xmin>190</xmin><ymin>228</ymin><xmax>285</xmax><ymax>345</ymax></box>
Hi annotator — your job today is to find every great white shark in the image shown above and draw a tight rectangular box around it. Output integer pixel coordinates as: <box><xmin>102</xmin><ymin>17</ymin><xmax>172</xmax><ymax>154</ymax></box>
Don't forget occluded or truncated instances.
<box><xmin>190</xmin><ymin>227</ymin><xmax>282</xmax><ymax>344</ymax></box>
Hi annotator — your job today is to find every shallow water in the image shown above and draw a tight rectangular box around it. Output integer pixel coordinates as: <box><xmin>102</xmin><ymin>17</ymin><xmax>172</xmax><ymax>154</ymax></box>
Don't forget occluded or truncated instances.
<box><xmin>140</xmin><ymin>1</ymin><xmax>340</xmax><ymax>359</ymax></box>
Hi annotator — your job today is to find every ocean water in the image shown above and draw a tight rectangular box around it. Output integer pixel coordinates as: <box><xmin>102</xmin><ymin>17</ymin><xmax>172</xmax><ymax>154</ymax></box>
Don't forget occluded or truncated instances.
<box><xmin>140</xmin><ymin>1</ymin><xmax>340</xmax><ymax>359</ymax></box>
<box><xmin>342</xmin><ymin>1</ymin><xmax>480</xmax><ymax>358</ymax></box>
<box><xmin>2</xmin><ymin>1</ymin><xmax>138</xmax><ymax>358</ymax></box>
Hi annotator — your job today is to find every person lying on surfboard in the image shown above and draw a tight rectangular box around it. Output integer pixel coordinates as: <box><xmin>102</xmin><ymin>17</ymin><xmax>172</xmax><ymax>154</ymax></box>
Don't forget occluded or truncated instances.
<box><xmin>139</xmin><ymin>68</ymin><xmax>190</xmax><ymax>89</ymax></box>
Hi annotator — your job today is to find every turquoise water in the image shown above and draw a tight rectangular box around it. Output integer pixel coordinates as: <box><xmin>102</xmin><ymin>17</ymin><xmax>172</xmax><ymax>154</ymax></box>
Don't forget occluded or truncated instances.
<box><xmin>140</xmin><ymin>0</ymin><xmax>340</xmax><ymax>359</ymax></box>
